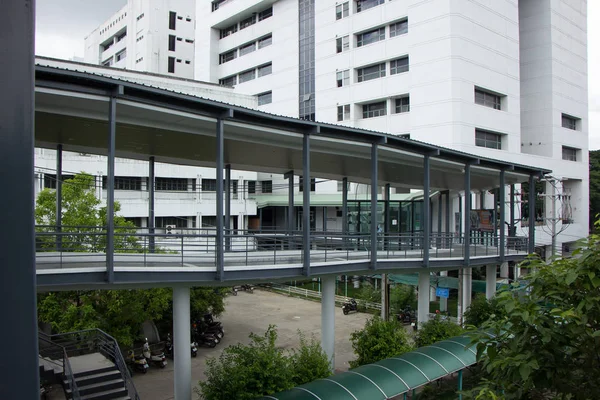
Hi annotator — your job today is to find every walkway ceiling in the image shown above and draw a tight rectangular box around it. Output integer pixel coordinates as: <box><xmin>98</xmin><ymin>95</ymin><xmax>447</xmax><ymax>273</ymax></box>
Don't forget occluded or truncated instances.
<box><xmin>34</xmin><ymin>66</ymin><xmax>550</xmax><ymax>192</ymax></box>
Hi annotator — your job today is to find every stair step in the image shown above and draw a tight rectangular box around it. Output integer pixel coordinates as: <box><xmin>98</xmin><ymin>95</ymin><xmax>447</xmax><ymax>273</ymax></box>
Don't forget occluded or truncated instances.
<box><xmin>67</xmin><ymin>378</ymin><xmax>125</xmax><ymax>397</ymax></box>
<box><xmin>79</xmin><ymin>386</ymin><xmax>128</xmax><ymax>400</ymax></box>
<box><xmin>65</xmin><ymin>370</ymin><xmax>122</xmax><ymax>388</ymax></box>
<box><xmin>74</xmin><ymin>365</ymin><xmax>118</xmax><ymax>378</ymax></box>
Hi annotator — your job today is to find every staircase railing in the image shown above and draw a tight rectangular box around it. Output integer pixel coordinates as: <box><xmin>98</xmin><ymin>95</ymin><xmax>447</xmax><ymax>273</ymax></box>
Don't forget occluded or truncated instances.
<box><xmin>42</xmin><ymin>329</ymin><xmax>140</xmax><ymax>400</ymax></box>
<box><xmin>38</xmin><ymin>333</ymin><xmax>81</xmax><ymax>399</ymax></box>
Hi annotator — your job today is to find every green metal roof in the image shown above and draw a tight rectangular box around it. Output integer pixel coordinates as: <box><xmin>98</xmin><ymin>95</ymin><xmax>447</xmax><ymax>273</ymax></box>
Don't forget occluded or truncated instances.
<box><xmin>260</xmin><ymin>335</ymin><xmax>476</xmax><ymax>400</ymax></box>
<box><xmin>373</xmin><ymin>273</ymin><xmax>489</xmax><ymax>293</ymax></box>
<box><xmin>253</xmin><ymin>192</ymin><xmax>424</xmax><ymax>209</ymax></box>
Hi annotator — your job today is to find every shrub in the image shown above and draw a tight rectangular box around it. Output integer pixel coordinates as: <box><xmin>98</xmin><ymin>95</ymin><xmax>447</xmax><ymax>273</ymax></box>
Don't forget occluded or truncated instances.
<box><xmin>349</xmin><ymin>317</ymin><xmax>413</xmax><ymax>368</ymax></box>
<box><xmin>415</xmin><ymin>315</ymin><xmax>464</xmax><ymax>347</ymax></box>
<box><xmin>463</xmin><ymin>293</ymin><xmax>505</xmax><ymax>327</ymax></box>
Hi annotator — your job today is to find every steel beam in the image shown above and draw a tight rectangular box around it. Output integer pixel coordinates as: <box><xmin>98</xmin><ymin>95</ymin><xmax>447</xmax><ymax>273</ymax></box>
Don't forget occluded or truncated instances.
<box><xmin>510</xmin><ymin>184</ymin><xmax>515</xmax><ymax>236</ymax></box>
<box><xmin>216</xmin><ymin>119</ymin><xmax>224</xmax><ymax>280</ymax></box>
<box><xmin>303</xmin><ymin>133</ymin><xmax>311</xmax><ymax>276</ymax></box>
<box><xmin>423</xmin><ymin>155</ymin><xmax>431</xmax><ymax>267</ymax></box>
<box><xmin>106</xmin><ymin>94</ymin><xmax>116</xmax><ymax>283</ymax></box>
<box><xmin>499</xmin><ymin>170</ymin><xmax>506</xmax><ymax>261</ymax></box>
<box><xmin>56</xmin><ymin>144</ymin><xmax>63</xmax><ymax>252</ymax></box>
<box><xmin>225</xmin><ymin>164</ymin><xmax>231</xmax><ymax>251</ymax></box>
<box><xmin>285</xmin><ymin>170</ymin><xmax>294</xmax><ymax>234</ymax></box>
<box><xmin>384</xmin><ymin>184</ymin><xmax>390</xmax><ymax>250</ymax></box>
<box><xmin>342</xmin><ymin>177</ymin><xmax>348</xmax><ymax>235</ymax></box>
<box><xmin>528</xmin><ymin>174</ymin><xmax>536</xmax><ymax>254</ymax></box>
<box><xmin>464</xmin><ymin>164</ymin><xmax>471</xmax><ymax>266</ymax></box>
<box><xmin>437</xmin><ymin>190</ymin><xmax>442</xmax><ymax>248</ymax></box>
<box><xmin>370</xmin><ymin>143</ymin><xmax>378</xmax><ymax>268</ymax></box>
<box><xmin>149</xmin><ymin>156</ymin><xmax>155</xmax><ymax>253</ymax></box>
<box><xmin>0</xmin><ymin>1</ymin><xmax>40</xmax><ymax>397</ymax></box>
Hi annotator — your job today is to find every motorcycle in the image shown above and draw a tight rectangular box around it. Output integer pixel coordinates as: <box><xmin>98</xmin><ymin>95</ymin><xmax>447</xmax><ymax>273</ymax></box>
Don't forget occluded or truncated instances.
<box><xmin>396</xmin><ymin>307</ymin><xmax>416</xmax><ymax>325</ymax></box>
<box><xmin>143</xmin><ymin>338</ymin><xmax>167</xmax><ymax>368</ymax></box>
<box><xmin>342</xmin><ymin>299</ymin><xmax>358</xmax><ymax>315</ymax></box>
<box><xmin>126</xmin><ymin>350</ymin><xmax>149</xmax><ymax>374</ymax></box>
<box><xmin>241</xmin><ymin>284</ymin><xmax>254</xmax><ymax>293</ymax></box>
<box><xmin>193</xmin><ymin>330</ymin><xmax>219</xmax><ymax>348</ymax></box>
<box><xmin>191</xmin><ymin>341</ymin><xmax>198</xmax><ymax>357</ymax></box>
<box><xmin>164</xmin><ymin>333</ymin><xmax>201</xmax><ymax>358</ymax></box>
<box><xmin>231</xmin><ymin>286</ymin><xmax>238</xmax><ymax>296</ymax></box>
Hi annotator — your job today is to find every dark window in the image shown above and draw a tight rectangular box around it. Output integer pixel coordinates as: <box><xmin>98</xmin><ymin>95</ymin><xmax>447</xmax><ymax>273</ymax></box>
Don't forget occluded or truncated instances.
<box><xmin>562</xmin><ymin>146</ymin><xmax>578</xmax><ymax>161</ymax></box>
<box><xmin>390</xmin><ymin>56</ymin><xmax>409</xmax><ymax>74</ymax></box>
<box><xmin>475</xmin><ymin>129</ymin><xmax>502</xmax><ymax>150</ymax></box>
<box><xmin>238</xmin><ymin>69</ymin><xmax>256</xmax><ymax>83</ymax></box>
<box><xmin>336</xmin><ymin>35</ymin><xmax>350</xmax><ymax>53</ymax></box>
<box><xmin>258</xmin><ymin>91</ymin><xmax>272</xmax><ymax>105</ymax></box>
<box><xmin>299</xmin><ymin>177</ymin><xmax>316</xmax><ymax>192</ymax></box>
<box><xmin>239</xmin><ymin>42</ymin><xmax>256</xmax><ymax>56</ymax></box>
<box><xmin>169</xmin><ymin>11</ymin><xmax>177</xmax><ymax>30</ymax></box>
<box><xmin>258</xmin><ymin>7</ymin><xmax>273</xmax><ymax>21</ymax></box>
<box><xmin>357</xmin><ymin>63</ymin><xmax>386</xmax><ymax>82</ymax></box>
<box><xmin>258</xmin><ymin>63</ymin><xmax>272</xmax><ymax>77</ymax></box>
<box><xmin>336</xmin><ymin>2</ymin><xmax>350</xmax><ymax>19</ymax></box>
<box><xmin>219</xmin><ymin>50</ymin><xmax>237</xmax><ymax>64</ymax></box>
<box><xmin>117</xmin><ymin>30</ymin><xmax>127</xmax><ymax>42</ymax></box>
<box><xmin>247</xmin><ymin>181</ymin><xmax>256</xmax><ymax>194</ymax></box>
<box><xmin>356</xmin><ymin>0</ymin><xmax>385</xmax><ymax>13</ymax></box>
<box><xmin>185</xmin><ymin>39</ymin><xmax>194</xmax><ymax>43</ymax></box>
<box><xmin>337</xmin><ymin>104</ymin><xmax>350</xmax><ymax>121</ymax></box>
<box><xmin>261</xmin><ymin>180</ymin><xmax>272</xmax><ymax>194</ymax></box>
<box><xmin>115</xmin><ymin>49</ymin><xmax>126</xmax><ymax>62</ymax></box>
<box><xmin>389</xmin><ymin>19</ymin><xmax>408</xmax><ymax>37</ymax></box>
<box><xmin>219</xmin><ymin>75</ymin><xmax>236</xmax><ymax>86</ymax></box>
<box><xmin>362</xmin><ymin>101</ymin><xmax>387</xmax><ymax>118</ymax></box>
<box><xmin>156</xmin><ymin>216</ymin><xmax>188</xmax><ymax>228</ymax></box>
<box><xmin>169</xmin><ymin>35</ymin><xmax>176</xmax><ymax>51</ymax></box>
<box><xmin>202</xmin><ymin>179</ymin><xmax>217</xmax><ymax>191</ymax></box>
<box><xmin>562</xmin><ymin>114</ymin><xmax>578</xmax><ymax>130</ymax></box>
<box><xmin>394</xmin><ymin>96</ymin><xmax>410</xmax><ymax>113</ymax></box>
<box><xmin>125</xmin><ymin>217</ymin><xmax>143</xmax><ymax>227</ymax></box>
<box><xmin>102</xmin><ymin>176</ymin><xmax>142</xmax><ymax>190</ymax></box>
<box><xmin>336</xmin><ymin>70</ymin><xmax>350</xmax><ymax>87</ymax></box>
<box><xmin>475</xmin><ymin>88</ymin><xmax>502</xmax><ymax>110</ymax></box>
<box><xmin>168</xmin><ymin>57</ymin><xmax>175</xmax><ymax>73</ymax></box>
<box><xmin>156</xmin><ymin>177</ymin><xmax>189</xmax><ymax>191</ymax></box>
<box><xmin>258</xmin><ymin>34</ymin><xmax>272</xmax><ymax>49</ymax></box>
<box><xmin>202</xmin><ymin>216</ymin><xmax>217</xmax><ymax>228</ymax></box>
<box><xmin>240</xmin><ymin>15</ymin><xmax>256</xmax><ymax>30</ymax></box>
<box><xmin>220</xmin><ymin>23</ymin><xmax>237</xmax><ymax>39</ymax></box>
<box><xmin>356</xmin><ymin>27</ymin><xmax>385</xmax><ymax>47</ymax></box>
<box><xmin>44</xmin><ymin>174</ymin><xmax>75</xmax><ymax>189</ymax></box>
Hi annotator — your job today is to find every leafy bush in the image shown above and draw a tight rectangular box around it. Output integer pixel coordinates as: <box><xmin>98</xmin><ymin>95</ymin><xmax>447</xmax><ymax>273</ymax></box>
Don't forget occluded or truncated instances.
<box><xmin>197</xmin><ymin>326</ymin><xmax>331</xmax><ymax>400</ymax></box>
<box><xmin>390</xmin><ymin>284</ymin><xmax>417</xmax><ymax>314</ymax></box>
<box><xmin>355</xmin><ymin>282</ymin><xmax>380</xmax><ymax>303</ymax></box>
<box><xmin>415</xmin><ymin>315</ymin><xmax>464</xmax><ymax>348</ymax></box>
<box><xmin>463</xmin><ymin>294</ymin><xmax>505</xmax><ymax>327</ymax></box>
<box><xmin>349</xmin><ymin>317</ymin><xmax>413</xmax><ymax>368</ymax></box>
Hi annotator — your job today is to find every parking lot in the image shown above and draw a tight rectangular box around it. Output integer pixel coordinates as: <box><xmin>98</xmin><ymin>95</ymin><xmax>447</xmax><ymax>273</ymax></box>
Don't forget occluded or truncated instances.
<box><xmin>132</xmin><ymin>288</ymin><xmax>372</xmax><ymax>400</ymax></box>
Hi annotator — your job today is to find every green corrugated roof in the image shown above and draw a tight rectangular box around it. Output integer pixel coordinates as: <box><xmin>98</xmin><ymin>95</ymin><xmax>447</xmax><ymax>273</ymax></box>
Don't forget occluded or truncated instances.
<box><xmin>253</xmin><ymin>192</ymin><xmax>423</xmax><ymax>209</ymax></box>
<box><xmin>373</xmin><ymin>273</ymin><xmax>489</xmax><ymax>293</ymax></box>
<box><xmin>260</xmin><ymin>335</ymin><xmax>476</xmax><ymax>400</ymax></box>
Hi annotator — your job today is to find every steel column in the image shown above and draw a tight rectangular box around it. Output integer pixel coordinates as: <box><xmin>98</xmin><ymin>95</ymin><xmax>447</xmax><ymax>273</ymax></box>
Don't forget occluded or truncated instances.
<box><xmin>445</xmin><ymin>191</ymin><xmax>450</xmax><ymax>248</ymax></box>
<box><xmin>106</xmin><ymin>94</ymin><xmax>116</xmax><ymax>283</ymax></box>
<box><xmin>342</xmin><ymin>177</ymin><xmax>348</xmax><ymax>235</ymax></box>
<box><xmin>464</xmin><ymin>164</ymin><xmax>471</xmax><ymax>266</ymax></box>
<box><xmin>384</xmin><ymin>184</ymin><xmax>390</xmax><ymax>250</ymax></box>
<box><xmin>56</xmin><ymin>144</ymin><xmax>63</xmax><ymax>252</ymax></box>
<box><xmin>370</xmin><ymin>143</ymin><xmax>378</xmax><ymax>268</ymax></box>
<box><xmin>458</xmin><ymin>194</ymin><xmax>463</xmax><ymax>239</ymax></box>
<box><xmin>423</xmin><ymin>155</ymin><xmax>431</xmax><ymax>267</ymax></box>
<box><xmin>499</xmin><ymin>170</ymin><xmax>506</xmax><ymax>261</ymax></box>
<box><xmin>321</xmin><ymin>276</ymin><xmax>335</xmax><ymax>370</ymax></box>
<box><xmin>285</xmin><ymin>170</ymin><xmax>294</xmax><ymax>234</ymax></box>
<box><xmin>149</xmin><ymin>156</ymin><xmax>155</xmax><ymax>253</ymax></box>
<box><xmin>216</xmin><ymin>119</ymin><xmax>224</xmax><ymax>280</ymax></box>
<box><xmin>437</xmin><ymin>191</ymin><xmax>442</xmax><ymax>248</ymax></box>
<box><xmin>0</xmin><ymin>1</ymin><xmax>39</xmax><ymax>397</ymax></box>
<box><xmin>528</xmin><ymin>174</ymin><xmax>536</xmax><ymax>254</ymax></box>
<box><xmin>323</xmin><ymin>207</ymin><xmax>327</xmax><ymax>231</ymax></box>
<box><xmin>225</xmin><ymin>164</ymin><xmax>231</xmax><ymax>251</ymax></box>
<box><xmin>173</xmin><ymin>286</ymin><xmax>191</xmax><ymax>400</ymax></box>
<box><xmin>302</xmin><ymin>133</ymin><xmax>310</xmax><ymax>276</ymax></box>
<box><xmin>509</xmin><ymin>184</ymin><xmax>515</xmax><ymax>236</ymax></box>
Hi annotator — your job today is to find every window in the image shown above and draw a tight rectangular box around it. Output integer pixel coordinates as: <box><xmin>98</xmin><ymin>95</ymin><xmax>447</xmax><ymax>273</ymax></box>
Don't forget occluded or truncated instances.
<box><xmin>102</xmin><ymin>58</ymin><xmax>112</xmax><ymax>67</ymax></box>
<box><xmin>168</xmin><ymin>35</ymin><xmax>176</xmax><ymax>51</ymax></box>
<box><xmin>115</xmin><ymin>49</ymin><xmax>126</xmax><ymax>62</ymax></box>
<box><xmin>475</xmin><ymin>88</ymin><xmax>502</xmax><ymax>110</ymax></box>
<box><xmin>112</xmin><ymin>177</ymin><xmax>142</xmax><ymax>191</ymax></box>
<box><xmin>219</xmin><ymin>75</ymin><xmax>236</xmax><ymax>86</ymax></box>
<box><xmin>258</xmin><ymin>34</ymin><xmax>272</xmax><ymax>49</ymax></box>
<box><xmin>239</xmin><ymin>69</ymin><xmax>256</xmax><ymax>83</ymax></box>
<box><xmin>168</xmin><ymin>57</ymin><xmax>175</xmax><ymax>73</ymax></box>
<box><xmin>219</xmin><ymin>50</ymin><xmax>237</xmax><ymax>64</ymax></box>
<box><xmin>258</xmin><ymin>63</ymin><xmax>272</xmax><ymax>77</ymax></box>
<box><xmin>136</xmin><ymin>35</ymin><xmax>144</xmax><ymax>42</ymax></box>
<box><xmin>390</xmin><ymin>56</ymin><xmax>409</xmax><ymax>74</ymax></box>
<box><xmin>363</xmin><ymin>101</ymin><xmax>387</xmax><ymax>118</ymax></box>
<box><xmin>135</xmin><ymin>57</ymin><xmax>143</xmax><ymax>64</ymax></box>
<box><xmin>185</xmin><ymin>39</ymin><xmax>194</xmax><ymax>43</ymax></box>
<box><xmin>185</xmin><ymin>60</ymin><xmax>190</xmax><ymax>64</ymax></box>
<box><xmin>136</xmin><ymin>13</ymin><xmax>144</xmax><ymax>21</ymax></box>
<box><xmin>356</xmin><ymin>27</ymin><xmax>385</xmax><ymax>47</ymax></box>
<box><xmin>299</xmin><ymin>177</ymin><xmax>316</xmax><ymax>192</ymax></box>
<box><xmin>202</xmin><ymin>179</ymin><xmax>217</xmax><ymax>191</ymax></box>
<box><xmin>247</xmin><ymin>181</ymin><xmax>256</xmax><ymax>194</ymax></box>
<box><xmin>186</xmin><ymin>17</ymin><xmax>192</xmax><ymax>22</ymax></box>
<box><xmin>258</xmin><ymin>7</ymin><xmax>273</xmax><ymax>21</ymax></box>
<box><xmin>239</xmin><ymin>42</ymin><xmax>256</xmax><ymax>56</ymax></box>
<box><xmin>44</xmin><ymin>174</ymin><xmax>74</xmax><ymax>189</ymax></box>
<box><xmin>176</xmin><ymin>37</ymin><xmax>182</xmax><ymax>41</ymax></box>
<box><xmin>258</xmin><ymin>91</ymin><xmax>273</xmax><ymax>105</ymax></box>
<box><xmin>240</xmin><ymin>15</ymin><xmax>256</xmax><ymax>30</ymax></box>
<box><xmin>220</xmin><ymin>23</ymin><xmax>237</xmax><ymax>39</ymax></box>
<box><xmin>357</xmin><ymin>62</ymin><xmax>386</xmax><ymax>82</ymax></box>
<box><xmin>177</xmin><ymin>16</ymin><xmax>183</xmax><ymax>20</ymax></box>
<box><xmin>156</xmin><ymin>178</ymin><xmax>189</xmax><ymax>191</ymax></box>
<box><xmin>337</xmin><ymin>181</ymin><xmax>350</xmax><ymax>192</ymax></box>
<box><xmin>102</xmin><ymin>40</ymin><xmax>114</xmax><ymax>52</ymax></box>
<box><xmin>336</xmin><ymin>70</ymin><xmax>350</xmax><ymax>87</ymax></box>
<box><xmin>475</xmin><ymin>129</ymin><xmax>502</xmax><ymax>150</ymax></box>
<box><xmin>562</xmin><ymin>146</ymin><xmax>578</xmax><ymax>161</ymax></box>
<box><xmin>261</xmin><ymin>180</ymin><xmax>273</xmax><ymax>194</ymax></box>
<box><xmin>176</xmin><ymin>59</ymin><xmax>182</xmax><ymax>63</ymax></box>
<box><xmin>336</xmin><ymin>35</ymin><xmax>350</xmax><ymax>53</ymax></box>
<box><xmin>562</xmin><ymin>114</ymin><xmax>578</xmax><ymax>130</ymax></box>
<box><xmin>356</xmin><ymin>0</ymin><xmax>384</xmax><ymax>13</ymax></box>
<box><xmin>156</xmin><ymin>216</ymin><xmax>189</xmax><ymax>228</ymax></box>
<box><xmin>169</xmin><ymin>11</ymin><xmax>176</xmax><ymax>30</ymax></box>
<box><xmin>337</xmin><ymin>104</ymin><xmax>351</xmax><ymax>121</ymax></box>
<box><xmin>390</xmin><ymin>19</ymin><xmax>408</xmax><ymax>37</ymax></box>
<box><xmin>116</xmin><ymin>31</ymin><xmax>127</xmax><ymax>42</ymax></box>
<box><xmin>336</xmin><ymin>2</ymin><xmax>350</xmax><ymax>19</ymax></box>
<box><xmin>394</xmin><ymin>96</ymin><xmax>410</xmax><ymax>113</ymax></box>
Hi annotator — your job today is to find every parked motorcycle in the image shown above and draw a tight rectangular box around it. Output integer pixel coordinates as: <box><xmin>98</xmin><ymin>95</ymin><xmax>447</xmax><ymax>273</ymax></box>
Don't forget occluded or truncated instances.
<box><xmin>342</xmin><ymin>299</ymin><xmax>358</xmax><ymax>315</ymax></box>
<box><xmin>191</xmin><ymin>341</ymin><xmax>198</xmax><ymax>357</ymax></box>
<box><xmin>164</xmin><ymin>333</ymin><xmax>201</xmax><ymax>358</ymax></box>
<box><xmin>232</xmin><ymin>286</ymin><xmax>238</xmax><ymax>296</ymax></box>
<box><xmin>143</xmin><ymin>338</ymin><xmax>167</xmax><ymax>368</ymax></box>
<box><xmin>193</xmin><ymin>330</ymin><xmax>218</xmax><ymax>348</ymax></box>
<box><xmin>396</xmin><ymin>307</ymin><xmax>416</xmax><ymax>325</ymax></box>
<box><xmin>126</xmin><ymin>350</ymin><xmax>149</xmax><ymax>374</ymax></box>
<box><xmin>241</xmin><ymin>284</ymin><xmax>254</xmax><ymax>293</ymax></box>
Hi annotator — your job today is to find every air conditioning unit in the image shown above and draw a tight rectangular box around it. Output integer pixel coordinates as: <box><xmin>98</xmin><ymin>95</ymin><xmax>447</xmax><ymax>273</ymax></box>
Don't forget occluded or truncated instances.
<box><xmin>166</xmin><ymin>225</ymin><xmax>177</xmax><ymax>234</ymax></box>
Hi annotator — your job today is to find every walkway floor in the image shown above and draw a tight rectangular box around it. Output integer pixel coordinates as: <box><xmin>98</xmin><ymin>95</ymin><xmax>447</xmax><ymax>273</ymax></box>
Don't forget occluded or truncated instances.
<box><xmin>69</xmin><ymin>353</ymin><xmax>114</xmax><ymax>375</ymax></box>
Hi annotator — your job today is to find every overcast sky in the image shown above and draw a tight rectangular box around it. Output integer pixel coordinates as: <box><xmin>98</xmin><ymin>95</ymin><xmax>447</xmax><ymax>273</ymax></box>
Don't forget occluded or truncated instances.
<box><xmin>35</xmin><ymin>1</ymin><xmax>600</xmax><ymax>150</ymax></box>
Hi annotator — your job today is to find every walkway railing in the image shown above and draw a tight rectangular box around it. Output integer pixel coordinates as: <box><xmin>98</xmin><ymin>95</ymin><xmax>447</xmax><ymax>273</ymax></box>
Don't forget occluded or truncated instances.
<box><xmin>35</xmin><ymin>226</ymin><xmax>528</xmax><ymax>269</ymax></box>
<box><xmin>38</xmin><ymin>332</ymin><xmax>81</xmax><ymax>399</ymax></box>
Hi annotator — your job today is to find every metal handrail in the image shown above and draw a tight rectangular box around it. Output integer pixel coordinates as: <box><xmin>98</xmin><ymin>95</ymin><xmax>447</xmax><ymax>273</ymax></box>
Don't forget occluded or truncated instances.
<box><xmin>38</xmin><ymin>333</ymin><xmax>81</xmax><ymax>399</ymax></box>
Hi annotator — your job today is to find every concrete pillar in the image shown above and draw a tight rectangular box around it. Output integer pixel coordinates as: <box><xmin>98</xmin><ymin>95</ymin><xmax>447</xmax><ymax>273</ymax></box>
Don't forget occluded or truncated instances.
<box><xmin>321</xmin><ymin>276</ymin><xmax>335</xmax><ymax>370</ymax></box>
<box><xmin>56</xmin><ymin>144</ymin><xmax>63</xmax><ymax>251</ymax></box>
<box><xmin>106</xmin><ymin>93</ymin><xmax>117</xmax><ymax>283</ymax></box>
<box><xmin>303</xmin><ymin>133</ymin><xmax>311</xmax><ymax>275</ymax></box>
<box><xmin>486</xmin><ymin>265</ymin><xmax>497</xmax><ymax>299</ymax></box>
<box><xmin>173</xmin><ymin>286</ymin><xmax>191</xmax><ymax>400</ymax></box>
<box><xmin>370</xmin><ymin>143</ymin><xmax>378</xmax><ymax>268</ymax></box>
<box><xmin>418</xmin><ymin>271</ymin><xmax>430</xmax><ymax>326</ymax></box>
<box><xmin>380</xmin><ymin>274</ymin><xmax>389</xmax><ymax>320</ymax></box>
<box><xmin>149</xmin><ymin>156</ymin><xmax>155</xmax><ymax>253</ymax></box>
<box><xmin>500</xmin><ymin>262</ymin><xmax>509</xmax><ymax>278</ymax></box>
<box><xmin>439</xmin><ymin>271</ymin><xmax>448</xmax><ymax>312</ymax></box>
<box><xmin>514</xmin><ymin>264</ymin><xmax>521</xmax><ymax>280</ymax></box>
<box><xmin>462</xmin><ymin>268</ymin><xmax>472</xmax><ymax>311</ymax></box>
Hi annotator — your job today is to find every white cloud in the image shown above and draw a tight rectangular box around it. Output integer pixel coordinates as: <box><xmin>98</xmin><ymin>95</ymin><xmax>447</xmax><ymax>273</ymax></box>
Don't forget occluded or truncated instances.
<box><xmin>36</xmin><ymin>33</ymin><xmax>84</xmax><ymax>60</ymax></box>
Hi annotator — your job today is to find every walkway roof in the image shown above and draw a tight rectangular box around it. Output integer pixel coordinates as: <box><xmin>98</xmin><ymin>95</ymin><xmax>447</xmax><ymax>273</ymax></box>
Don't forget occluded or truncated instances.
<box><xmin>260</xmin><ymin>335</ymin><xmax>476</xmax><ymax>400</ymax></box>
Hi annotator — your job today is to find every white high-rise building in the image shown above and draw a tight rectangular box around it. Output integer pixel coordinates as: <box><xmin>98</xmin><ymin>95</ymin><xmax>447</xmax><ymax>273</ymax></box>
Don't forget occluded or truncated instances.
<box><xmin>196</xmin><ymin>0</ymin><xmax>589</xmax><ymax>257</ymax></box>
<box><xmin>84</xmin><ymin>0</ymin><xmax>196</xmax><ymax>79</ymax></box>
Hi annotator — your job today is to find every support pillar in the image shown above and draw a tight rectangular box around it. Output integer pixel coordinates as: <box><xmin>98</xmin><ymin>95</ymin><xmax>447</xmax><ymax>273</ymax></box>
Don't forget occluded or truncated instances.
<box><xmin>302</xmin><ymin>133</ymin><xmax>311</xmax><ymax>275</ymax></box>
<box><xmin>445</xmin><ymin>191</ymin><xmax>450</xmax><ymax>249</ymax></box>
<box><xmin>381</xmin><ymin>274</ymin><xmax>389</xmax><ymax>321</ymax></box>
<box><xmin>499</xmin><ymin>170</ymin><xmax>506</xmax><ymax>262</ymax></box>
<box><xmin>464</xmin><ymin>164</ymin><xmax>472</xmax><ymax>265</ymax></box>
<box><xmin>384</xmin><ymin>184</ymin><xmax>390</xmax><ymax>250</ymax></box>
<box><xmin>437</xmin><ymin>192</ymin><xmax>442</xmax><ymax>248</ymax></box>
<box><xmin>321</xmin><ymin>276</ymin><xmax>335</xmax><ymax>370</ymax></box>
<box><xmin>216</xmin><ymin>119</ymin><xmax>224</xmax><ymax>280</ymax></box>
<box><xmin>323</xmin><ymin>207</ymin><xmax>327</xmax><ymax>231</ymax></box>
<box><xmin>149</xmin><ymin>156</ymin><xmax>155</xmax><ymax>253</ymax></box>
<box><xmin>106</xmin><ymin>92</ymin><xmax>117</xmax><ymax>283</ymax></box>
<box><xmin>370</xmin><ymin>143</ymin><xmax>378</xmax><ymax>268</ymax></box>
<box><xmin>510</xmin><ymin>184</ymin><xmax>516</xmax><ymax>236</ymax></box>
<box><xmin>462</xmin><ymin>268</ymin><xmax>472</xmax><ymax>312</ymax></box>
<box><xmin>439</xmin><ymin>271</ymin><xmax>448</xmax><ymax>312</ymax></box>
<box><xmin>528</xmin><ymin>174</ymin><xmax>536</xmax><ymax>254</ymax></box>
<box><xmin>285</xmin><ymin>171</ymin><xmax>294</xmax><ymax>234</ymax></box>
<box><xmin>418</xmin><ymin>271</ymin><xmax>430</xmax><ymax>326</ymax></box>
<box><xmin>225</xmin><ymin>164</ymin><xmax>231</xmax><ymax>251</ymax></box>
<box><xmin>0</xmin><ymin>1</ymin><xmax>40</xmax><ymax>396</ymax></box>
<box><xmin>173</xmin><ymin>287</ymin><xmax>191</xmax><ymax>400</ymax></box>
<box><xmin>500</xmin><ymin>261</ymin><xmax>509</xmax><ymax>278</ymax></box>
<box><xmin>423</xmin><ymin>154</ymin><xmax>431</xmax><ymax>266</ymax></box>
<box><xmin>342</xmin><ymin>177</ymin><xmax>348</xmax><ymax>249</ymax></box>
<box><xmin>486</xmin><ymin>265</ymin><xmax>497</xmax><ymax>300</ymax></box>
<box><xmin>56</xmin><ymin>144</ymin><xmax>63</xmax><ymax>251</ymax></box>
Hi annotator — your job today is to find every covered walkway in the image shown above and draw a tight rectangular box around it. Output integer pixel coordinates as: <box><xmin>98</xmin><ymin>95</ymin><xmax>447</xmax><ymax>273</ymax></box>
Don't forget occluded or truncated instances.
<box><xmin>261</xmin><ymin>335</ymin><xmax>476</xmax><ymax>400</ymax></box>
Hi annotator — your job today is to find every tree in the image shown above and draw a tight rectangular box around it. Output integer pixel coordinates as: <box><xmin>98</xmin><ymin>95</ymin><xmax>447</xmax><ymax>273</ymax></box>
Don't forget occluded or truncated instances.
<box><xmin>197</xmin><ymin>326</ymin><xmax>331</xmax><ymax>400</ymax></box>
<box><xmin>415</xmin><ymin>315</ymin><xmax>464</xmax><ymax>348</ymax></box>
<box><xmin>463</xmin><ymin>294</ymin><xmax>505</xmax><ymax>328</ymax></box>
<box><xmin>590</xmin><ymin>150</ymin><xmax>600</xmax><ymax>231</ymax></box>
<box><xmin>390</xmin><ymin>283</ymin><xmax>417</xmax><ymax>314</ymax></box>
<box><xmin>468</xmin><ymin>226</ymin><xmax>600</xmax><ymax>399</ymax></box>
<box><xmin>349</xmin><ymin>317</ymin><xmax>413</xmax><ymax>368</ymax></box>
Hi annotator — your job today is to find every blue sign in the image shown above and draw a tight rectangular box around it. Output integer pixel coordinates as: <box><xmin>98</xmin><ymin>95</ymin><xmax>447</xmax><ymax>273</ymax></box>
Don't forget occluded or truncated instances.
<box><xmin>436</xmin><ymin>287</ymin><xmax>450</xmax><ymax>298</ymax></box>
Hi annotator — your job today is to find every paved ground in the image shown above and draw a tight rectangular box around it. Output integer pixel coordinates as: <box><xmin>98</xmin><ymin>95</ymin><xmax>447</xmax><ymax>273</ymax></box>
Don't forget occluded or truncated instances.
<box><xmin>132</xmin><ymin>289</ymin><xmax>372</xmax><ymax>400</ymax></box>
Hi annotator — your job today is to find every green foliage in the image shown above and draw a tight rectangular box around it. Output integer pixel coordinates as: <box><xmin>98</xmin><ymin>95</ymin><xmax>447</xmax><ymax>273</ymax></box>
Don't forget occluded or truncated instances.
<box><xmin>355</xmin><ymin>281</ymin><xmax>380</xmax><ymax>303</ymax></box>
<box><xmin>197</xmin><ymin>326</ymin><xmax>331</xmax><ymax>400</ymax></box>
<box><xmin>390</xmin><ymin>283</ymin><xmax>417</xmax><ymax>314</ymax></box>
<box><xmin>349</xmin><ymin>316</ymin><xmax>413</xmax><ymax>368</ymax></box>
<box><xmin>415</xmin><ymin>315</ymin><xmax>464</xmax><ymax>348</ymax></box>
<box><xmin>590</xmin><ymin>150</ymin><xmax>600</xmax><ymax>231</ymax></box>
<box><xmin>463</xmin><ymin>294</ymin><xmax>505</xmax><ymax>327</ymax></box>
<box><xmin>468</xmin><ymin>225</ymin><xmax>600</xmax><ymax>399</ymax></box>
